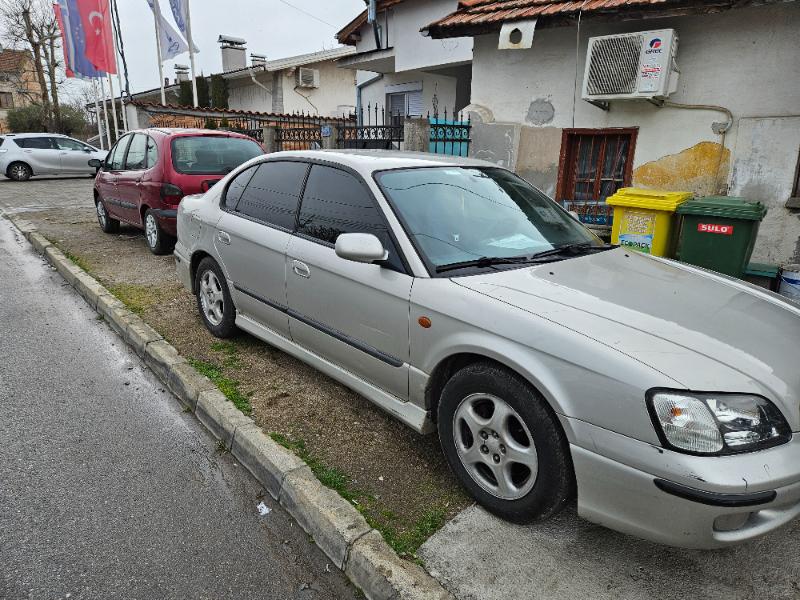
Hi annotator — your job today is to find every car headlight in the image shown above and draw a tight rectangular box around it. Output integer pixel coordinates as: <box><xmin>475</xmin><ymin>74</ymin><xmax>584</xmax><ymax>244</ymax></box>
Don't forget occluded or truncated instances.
<box><xmin>647</xmin><ymin>390</ymin><xmax>791</xmax><ymax>455</ymax></box>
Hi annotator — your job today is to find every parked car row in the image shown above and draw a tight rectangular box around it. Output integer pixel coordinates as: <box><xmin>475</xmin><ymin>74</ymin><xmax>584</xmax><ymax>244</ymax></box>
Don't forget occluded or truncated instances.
<box><xmin>1</xmin><ymin>133</ymin><xmax>107</xmax><ymax>180</ymax></box>
<box><xmin>90</xmin><ymin>130</ymin><xmax>800</xmax><ymax>550</ymax></box>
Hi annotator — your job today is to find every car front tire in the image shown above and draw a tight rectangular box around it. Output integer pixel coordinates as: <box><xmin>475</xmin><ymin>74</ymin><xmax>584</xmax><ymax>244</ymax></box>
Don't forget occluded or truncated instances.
<box><xmin>95</xmin><ymin>197</ymin><xmax>120</xmax><ymax>233</ymax></box>
<box><xmin>144</xmin><ymin>209</ymin><xmax>175</xmax><ymax>255</ymax></box>
<box><xmin>438</xmin><ymin>362</ymin><xmax>574</xmax><ymax>524</ymax></box>
<box><xmin>7</xmin><ymin>162</ymin><xmax>32</xmax><ymax>181</ymax></box>
<box><xmin>194</xmin><ymin>257</ymin><xmax>237</xmax><ymax>338</ymax></box>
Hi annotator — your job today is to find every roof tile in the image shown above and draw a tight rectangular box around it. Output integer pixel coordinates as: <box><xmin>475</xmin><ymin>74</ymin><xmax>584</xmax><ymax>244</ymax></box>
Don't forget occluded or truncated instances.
<box><xmin>425</xmin><ymin>0</ymin><xmax>688</xmax><ymax>36</ymax></box>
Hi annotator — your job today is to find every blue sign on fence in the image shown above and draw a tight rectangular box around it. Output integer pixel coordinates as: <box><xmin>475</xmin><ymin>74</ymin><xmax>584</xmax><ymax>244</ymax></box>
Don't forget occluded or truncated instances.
<box><xmin>321</xmin><ymin>125</ymin><xmax>332</xmax><ymax>138</ymax></box>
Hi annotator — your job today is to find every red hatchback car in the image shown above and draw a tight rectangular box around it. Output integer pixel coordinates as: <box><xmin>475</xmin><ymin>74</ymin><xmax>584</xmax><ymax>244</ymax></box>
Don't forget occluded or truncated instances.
<box><xmin>92</xmin><ymin>128</ymin><xmax>263</xmax><ymax>254</ymax></box>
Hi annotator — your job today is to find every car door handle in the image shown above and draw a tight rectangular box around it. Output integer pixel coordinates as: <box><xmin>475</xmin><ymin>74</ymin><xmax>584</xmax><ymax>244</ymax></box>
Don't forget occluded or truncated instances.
<box><xmin>216</xmin><ymin>231</ymin><xmax>231</xmax><ymax>245</ymax></box>
<box><xmin>292</xmin><ymin>260</ymin><xmax>310</xmax><ymax>278</ymax></box>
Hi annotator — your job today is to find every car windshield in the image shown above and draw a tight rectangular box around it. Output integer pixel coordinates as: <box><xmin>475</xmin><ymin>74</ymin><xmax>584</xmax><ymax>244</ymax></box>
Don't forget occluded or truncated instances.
<box><xmin>171</xmin><ymin>135</ymin><xmax>262</xmax><ymax>175</ymax></box>
<box><xmin>376</xmin><ymin>167</ymin><xmax>602</xmax><ymax>270</ymax></box>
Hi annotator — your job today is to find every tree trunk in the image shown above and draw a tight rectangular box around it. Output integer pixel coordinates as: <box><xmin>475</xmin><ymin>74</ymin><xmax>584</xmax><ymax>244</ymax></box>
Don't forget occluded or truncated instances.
<box><xmin>43</xmin><ymin>27</ymin><xmax>61</xmax><ymax>130</ymax></box>
<box><xmin>21</xmin><ymin>8</ymin><xmax>51</xmax><ymax>129</ymax></box>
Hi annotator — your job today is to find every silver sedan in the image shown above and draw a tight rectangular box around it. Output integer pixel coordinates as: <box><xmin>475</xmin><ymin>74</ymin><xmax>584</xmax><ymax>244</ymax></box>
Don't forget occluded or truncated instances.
<box><xmin>174</xmin><ymin>150</ymin><xmax>800</xmax><ymax>549</ymax></box>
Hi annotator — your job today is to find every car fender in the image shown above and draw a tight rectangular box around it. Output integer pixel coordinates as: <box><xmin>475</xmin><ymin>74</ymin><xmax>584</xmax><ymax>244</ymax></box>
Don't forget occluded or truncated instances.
<box><xmin>410</xmin><ymin>277</ymin><xmax>680</xmax><ymax>445</ymax></box>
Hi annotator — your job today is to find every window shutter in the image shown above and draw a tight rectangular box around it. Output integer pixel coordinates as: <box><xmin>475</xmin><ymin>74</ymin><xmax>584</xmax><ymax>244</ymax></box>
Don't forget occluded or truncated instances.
<box><xmin>406</xmin><ymin>90</ymin><xmax>424</xmax><ymax>117</ymax></box>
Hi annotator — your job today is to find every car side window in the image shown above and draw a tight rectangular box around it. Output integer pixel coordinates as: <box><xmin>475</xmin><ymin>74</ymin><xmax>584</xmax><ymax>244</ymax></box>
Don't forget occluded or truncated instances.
<box><xmin>17</xmin><ymin>137</ymin><xmax>53</xmax><ymax>149</ymax></box>
<box><xmin>298</xmin><ymin>165</ymin><xmax>404</xmax><ymax>271</ymax></box>
<box><xmin>54</xmin><ymin>138</ymin><xmax>87</xmax><ymax>151</ymax></box>
<box><xmin>223</xmin><ymin>165</ymin><xmax>258</xmax><ymax>211</ymax></box>
<box><xmin>235</xmin><ymin>161</ymin><xmax>308</xmax><ymax>229</ymax></box>
<box><xmin>124</xmin><ymin>134</ymin><xmax>147</xmax><ymax>170</ymax></box>
<box><xmin>106</xmin><ymin>136</ymin><xmax>130</xmax><ymax>170</ymax></box>
<box><xmin>145</xmin><ymin>136</ymin><xmax>158</xmax><ymax>168</ymax></box>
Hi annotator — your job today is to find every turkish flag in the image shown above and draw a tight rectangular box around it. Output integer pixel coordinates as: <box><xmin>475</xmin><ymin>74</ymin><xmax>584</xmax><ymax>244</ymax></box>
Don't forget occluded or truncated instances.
<box><xmin>75</xmin><ymin>0</ymin><xmax>116</xmax><ymax>74</ymax></box>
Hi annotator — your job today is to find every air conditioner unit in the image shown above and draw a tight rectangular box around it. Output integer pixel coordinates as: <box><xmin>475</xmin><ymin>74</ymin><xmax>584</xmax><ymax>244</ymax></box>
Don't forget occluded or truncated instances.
<box><xmin>296</xmin><ymin>67</ymin><xmax>320</xmax><ymax>89</ymax></box>
<box><xmin>582</xmin><ymin>29</ymin><xmax>679</xmax><ymax>102</ymax></box>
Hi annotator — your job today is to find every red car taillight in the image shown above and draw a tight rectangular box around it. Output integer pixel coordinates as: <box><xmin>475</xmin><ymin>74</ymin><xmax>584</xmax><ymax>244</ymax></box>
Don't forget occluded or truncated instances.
<box><xmin>160</xmin><ymin>183</ymin><xmax>184</xmax><ymax>205</ymax></box>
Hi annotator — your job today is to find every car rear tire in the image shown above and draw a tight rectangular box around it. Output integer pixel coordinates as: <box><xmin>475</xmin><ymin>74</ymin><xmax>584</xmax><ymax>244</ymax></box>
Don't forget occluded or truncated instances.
<box><xmin>438</xmin><ymin>362</ymin><xmax>574</xmax><ymax>524</ymax></box>
<box><xmin>7</xmin><ymin>162</ymin><xmax>32</xmax><ymax>181</ymax></box>
<box><xmin>95</xmin><ymin>198</ymin><xmax>120</xmax><ymax>233</ymax></box>
<box><xmin>144</xmin><ymin>209</ymin><xmax>175</xmax><ymax>255</ymax></box>
<box><xmin>195</xmin><ymin>257</ymin><xmax>237</xmax><ymax>338</ymax></box>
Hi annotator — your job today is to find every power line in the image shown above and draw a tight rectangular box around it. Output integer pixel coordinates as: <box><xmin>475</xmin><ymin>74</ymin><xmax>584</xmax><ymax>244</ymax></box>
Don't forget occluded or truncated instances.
<box><xmin>273</xmin><ymin>0</ymin><xmax>338</xmax><ymax>29</ymax></box>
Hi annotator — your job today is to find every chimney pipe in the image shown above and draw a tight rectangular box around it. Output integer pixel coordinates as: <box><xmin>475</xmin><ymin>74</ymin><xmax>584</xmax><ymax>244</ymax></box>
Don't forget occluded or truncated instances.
<box><xmin>218</xmin><ymin>34</ymin><xmax>247</xmax><ymax>72</ymax></box>
<box><xmin>174</xmin><ymin>64</ymin><xmax>190</xmax><ymax>83</ymax></box>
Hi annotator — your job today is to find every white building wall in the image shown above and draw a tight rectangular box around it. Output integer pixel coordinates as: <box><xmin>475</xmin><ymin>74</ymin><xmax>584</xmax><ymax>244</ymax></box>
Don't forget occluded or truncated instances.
<box><xmin>281</xmin><ymin>60</ymin><xmax>357</xmax><ymax>117</ymax></box>
<box><xmin>359</xmin><ymin>71</ymin><xmax>458</xmax><ymax>117</ymax></box>
<box><xmin>468</xmin><ymin>3</ymin><xmax>800</xmax><ymax>264</ymax></box>
<box><xmin>228</xmin><ymin>61</ymin><xmax>357</xmax><ymax>117</ymax></box>
<box><xmin>228</xmin><ymin>70</ymin><xmax>273</xmax><ymax>113</ymax></box>
<box><xmin>391</xmin><ymin>0</ymin><xmax>472</xmax><ymax>72</ymax></box>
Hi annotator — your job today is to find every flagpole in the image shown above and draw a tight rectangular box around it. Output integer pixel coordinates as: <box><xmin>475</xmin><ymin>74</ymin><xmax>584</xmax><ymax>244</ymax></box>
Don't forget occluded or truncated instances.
<box><xmin>101</xmin><ymin>78</ymin><xmax>112</xmax><ymax>148</ymax></box>
<box><xmin>91</xmin><ymin>78</ymin><xmax>105</xmax><ymax>151</ymax></box>
<box><xmin>110</xmin><ymin>0</ymin><xmax>128</xmax><ymax>131</ymax></box>
<box><xmin>184</xmin><ymin>0</ymin><xmax>199</xmax><ymax>107</ymax></box>
<box><xmin>152</xmin><ymin>0</ymin><xmax>166</xmax><ymax>104</ymax></box>
<box><xmin>106</xmin><ymin>73</ymin><xmax>120</xmax><ymax>139</ymax></box>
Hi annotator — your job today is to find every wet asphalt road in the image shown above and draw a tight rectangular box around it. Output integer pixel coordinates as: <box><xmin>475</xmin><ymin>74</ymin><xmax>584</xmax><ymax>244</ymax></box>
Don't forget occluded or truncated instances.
<box><xmin>0</xmin><ymin>217</ymin><xmax>357</xmax><ymax>599</ymax></box>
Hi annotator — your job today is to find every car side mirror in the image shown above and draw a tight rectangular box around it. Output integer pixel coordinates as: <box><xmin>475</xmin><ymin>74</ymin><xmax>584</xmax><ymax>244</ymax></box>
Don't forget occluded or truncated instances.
<box><xmin>88</xmin><ymin>158</ymin><xmax>103</xmax><ymax>169</ymax></box>
<box><xmin>335</xmin><ymin>233</ymin><xmax>388</xmax><ymax>264</ymax></box>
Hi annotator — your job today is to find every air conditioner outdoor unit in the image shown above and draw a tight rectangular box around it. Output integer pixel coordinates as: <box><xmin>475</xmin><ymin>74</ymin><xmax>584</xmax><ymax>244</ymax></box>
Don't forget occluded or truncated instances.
<box><xmin>582</xmin><ymin>29</ymin><xmax>679</xmax><ymax>102</ymax></box>
<box><xmin>296</xmin><ymin>67</ymin><xmax>320</xmax><ymax>89</ymax></box>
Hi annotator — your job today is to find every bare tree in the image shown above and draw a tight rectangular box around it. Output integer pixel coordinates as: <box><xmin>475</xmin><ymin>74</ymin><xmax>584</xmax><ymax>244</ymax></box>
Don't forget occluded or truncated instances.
<box><xmin>1</xmin><ymin>0</ymin><xmax>63</xmax><ymax>129</ymax></box>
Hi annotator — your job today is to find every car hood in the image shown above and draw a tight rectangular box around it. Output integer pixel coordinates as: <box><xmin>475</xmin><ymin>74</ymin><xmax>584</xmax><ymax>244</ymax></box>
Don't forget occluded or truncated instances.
<box><xmin>454</xmin><ymin>248</ymin><xmax>800</xmax><ymax>427</ymax></box>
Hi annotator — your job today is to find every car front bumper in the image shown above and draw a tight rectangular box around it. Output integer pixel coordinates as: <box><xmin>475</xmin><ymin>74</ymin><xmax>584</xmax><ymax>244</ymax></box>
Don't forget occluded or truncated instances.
<box><xmin>564</xmin><ymin>417</ymin><xmax>800</xmax><ymax>548</ymax></box>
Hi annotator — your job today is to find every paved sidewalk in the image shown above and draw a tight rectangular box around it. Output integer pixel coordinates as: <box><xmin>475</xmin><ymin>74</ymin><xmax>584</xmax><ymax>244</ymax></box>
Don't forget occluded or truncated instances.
<box><xmin>0</xmin><ymin>219</ymin><xmax>358</xmax><ymax>599</ymax></box>
<box><xmin>419</xmin><ymin>505</ymin><xmax>800</xmax><ymax>600</ymax></box>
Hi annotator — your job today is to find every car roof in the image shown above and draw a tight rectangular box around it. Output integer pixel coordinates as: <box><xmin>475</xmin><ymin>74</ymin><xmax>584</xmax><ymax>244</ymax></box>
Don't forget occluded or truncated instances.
<box><xmin>3</xmin><ymin>132</ymin><xmax>70</xmax><ymax>138</ymax></box>
<box><xmin>266</xmin><ymin>149</ymin><xmax>496</xmax><ymax>174</ymax></box>
<box><xmin>142</xmin><ymin>128</ymin><xmax>255</xmax><ymax>138</ymax></box>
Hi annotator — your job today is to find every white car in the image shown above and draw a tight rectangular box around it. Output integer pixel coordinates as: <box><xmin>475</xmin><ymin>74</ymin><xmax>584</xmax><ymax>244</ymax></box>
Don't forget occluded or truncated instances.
<box><xmin>175</xmin><ymin>150</ymin><xmax>800</xmax><ymax>549</ymax></box>
<box><xmin>0</xmin><ymin>133</ymin><xmax>107</xmax><ymax>180</ymax></box>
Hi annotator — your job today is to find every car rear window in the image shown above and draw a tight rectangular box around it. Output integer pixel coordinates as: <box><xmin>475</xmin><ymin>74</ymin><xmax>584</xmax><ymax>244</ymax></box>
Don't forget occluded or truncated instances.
<box><xmin>171</xmin><ymin>136</ymin><xmax>262</xmax><ymax>175</ymax></box>
<box><xmin>14</xmin><ymin>137</ymin><xmax>53</xmax><ymax>149</ymax></box>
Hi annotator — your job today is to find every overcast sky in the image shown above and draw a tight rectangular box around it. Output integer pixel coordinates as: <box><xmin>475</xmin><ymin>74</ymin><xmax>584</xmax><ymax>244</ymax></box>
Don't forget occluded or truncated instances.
<box><xmin>88</xmin><ymin>0</ymin><xmax>365</xmax><ymax>96</ymax></box>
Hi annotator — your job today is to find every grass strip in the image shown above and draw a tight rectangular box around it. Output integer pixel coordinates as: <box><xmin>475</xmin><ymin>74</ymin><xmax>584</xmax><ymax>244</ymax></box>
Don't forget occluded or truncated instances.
<box><xmin>189</xmin><ymin>358</ymin><xmax>252</xmax><ymax>415</ymax></box>
<box><xmin>270</xmin><ymin>432</ymin><xmax>446</xmax><ymax>559</ymax></box>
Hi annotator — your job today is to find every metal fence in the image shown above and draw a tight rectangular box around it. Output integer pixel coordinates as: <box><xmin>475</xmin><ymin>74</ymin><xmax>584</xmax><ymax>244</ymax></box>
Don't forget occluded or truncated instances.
<box><xmin>274</xmin><ymin>112</ymin><xmax>327</xmax><ymax>151</ymax></box>
<box><xmin>429</xmin><ymin>108</ymin><xmax>471</xmax><ymax>157</ymax></box>
<box><xmin>337</xmin><ymin>104</ymin><xmax>404</xmax><ymax>150</ymax></box>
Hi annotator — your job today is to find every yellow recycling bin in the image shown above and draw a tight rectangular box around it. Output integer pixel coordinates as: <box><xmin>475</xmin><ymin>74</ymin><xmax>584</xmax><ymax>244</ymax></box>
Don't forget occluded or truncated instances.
<box><xmin>606</xmin><ymin>188</ymin><xmax>692</xmax><ymax>257</ymax></box>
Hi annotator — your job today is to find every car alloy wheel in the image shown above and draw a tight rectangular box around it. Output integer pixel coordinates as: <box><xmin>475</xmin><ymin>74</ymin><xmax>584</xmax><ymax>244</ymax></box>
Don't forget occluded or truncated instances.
<box><xmin>452</xmin><ymin>393</ymin><xmax>539</xmax><ymax>500</ymax></box>
<box><xmin>199</xmin><ymin>270</ymin><xmax>225</xmax><ymax>327</ymax></box>
<box><xmin>9</xmin><ymin>163</ymin><xmax>31</xmax><ymax>181</ymax></box>
<box><xmin>145</xmin><ymin>212</ymin><xmax>159</xmax><ymax>250</ymax></box>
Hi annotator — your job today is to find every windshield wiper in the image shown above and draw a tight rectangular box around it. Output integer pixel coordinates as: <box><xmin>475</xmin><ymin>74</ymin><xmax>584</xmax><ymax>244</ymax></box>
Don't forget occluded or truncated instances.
<box><xmin>529</xmin><ymin>242</ymin><xmax>615</xmax><ymax>261</ymax></box>
<box><xmin>435</xmin><ymin>255</ymin><xmax>534</xmax><ymax>274</ymax></box>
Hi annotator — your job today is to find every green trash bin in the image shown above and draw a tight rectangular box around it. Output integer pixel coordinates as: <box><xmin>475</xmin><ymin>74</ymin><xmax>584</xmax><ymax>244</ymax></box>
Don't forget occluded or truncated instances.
<box><xmin>675</xmin><ymin>196</ymin><xmax>768</xmax><ymax>278</ymax></box>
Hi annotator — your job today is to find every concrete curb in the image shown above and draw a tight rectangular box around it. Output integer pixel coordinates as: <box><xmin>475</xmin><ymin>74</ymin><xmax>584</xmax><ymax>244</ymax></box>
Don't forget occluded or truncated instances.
<box><xmin>6</xmin><ymin>215</ymin><xmax>452</xmax><ymax>600</ymax></box>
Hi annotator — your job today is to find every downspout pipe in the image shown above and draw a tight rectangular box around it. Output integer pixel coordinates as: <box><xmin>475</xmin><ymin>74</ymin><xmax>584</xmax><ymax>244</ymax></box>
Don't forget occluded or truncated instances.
<box><xmin>357</xmin><ymin>73</ymin><xmax>383</xmax><ymax>124</ymax></box>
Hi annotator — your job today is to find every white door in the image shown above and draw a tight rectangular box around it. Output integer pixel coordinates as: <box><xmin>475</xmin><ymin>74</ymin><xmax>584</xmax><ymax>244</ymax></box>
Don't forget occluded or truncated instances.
<box><xmin>53</xmin><ymin>137</ymin><xmax>95</xmax><ymax>173</ymax></box>
<box><xmin>285</xmin><ymin>164</ymin><xmax>412</xmax><ymax>400</ymax></box>
<box><xmin>18</xmin><ymin>136</ymin><xmax>61</xmax><ymax>174</ymax></box>
<box><xmin>215</xmin><ymin>160</ymin><xmax>309</xmax><ymax>339</ymax></box>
